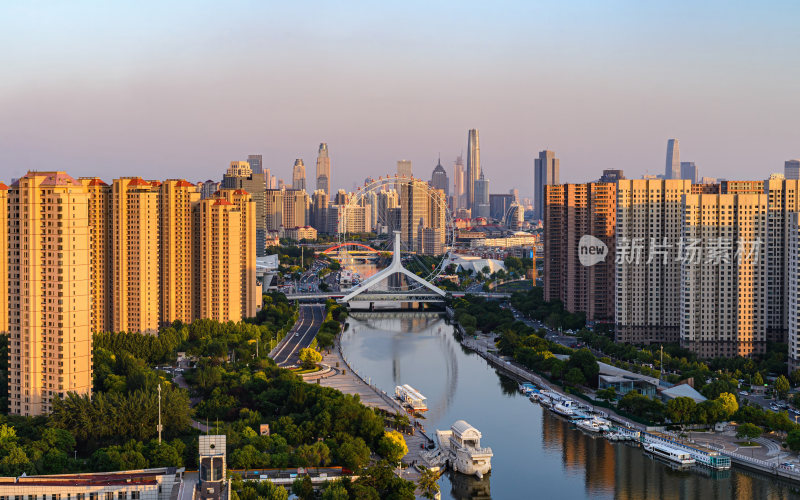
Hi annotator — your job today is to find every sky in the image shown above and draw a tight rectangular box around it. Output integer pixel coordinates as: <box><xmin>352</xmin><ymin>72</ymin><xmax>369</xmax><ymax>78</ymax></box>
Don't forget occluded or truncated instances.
<box><xmin>1</xmin><ymin>1</ymin><xmax>799</xmax><ymax>196</ymax></box>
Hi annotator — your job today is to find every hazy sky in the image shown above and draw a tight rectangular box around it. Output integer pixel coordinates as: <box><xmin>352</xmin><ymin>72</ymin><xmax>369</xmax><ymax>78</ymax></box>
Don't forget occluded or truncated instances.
<box><xmin>1</xmin><ymin>1</ymin><xmax>798</xmax><ymax>195</ymax></box>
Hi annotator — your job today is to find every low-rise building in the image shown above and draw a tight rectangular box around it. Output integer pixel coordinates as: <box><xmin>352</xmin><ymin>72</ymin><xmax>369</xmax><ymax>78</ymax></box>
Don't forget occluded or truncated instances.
<box><xmin>0</xmin><ymin>468</ymin><xmax>183</xmax><ymax>500</ymax></box>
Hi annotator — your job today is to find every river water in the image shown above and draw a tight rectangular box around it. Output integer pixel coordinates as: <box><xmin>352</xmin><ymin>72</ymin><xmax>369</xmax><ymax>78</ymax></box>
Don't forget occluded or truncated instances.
<box><xmin>341</xmin><ymin>312</ymin><xmax>800</xmax><ymax>500</ymax></box>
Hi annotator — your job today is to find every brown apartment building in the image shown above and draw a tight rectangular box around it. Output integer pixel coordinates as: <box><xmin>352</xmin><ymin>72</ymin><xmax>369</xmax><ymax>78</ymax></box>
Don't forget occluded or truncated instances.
<box><xmin>544</xmin><ymin>182</ymin><xmax>616</xmax><ymax>322</ymax></box>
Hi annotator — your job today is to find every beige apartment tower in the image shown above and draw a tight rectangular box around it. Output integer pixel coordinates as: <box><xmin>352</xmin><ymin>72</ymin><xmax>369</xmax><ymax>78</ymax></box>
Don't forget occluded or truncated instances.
<box><xmin>0</xmin><ymin>183</ymin><xmax>8</xmax><ymax>337</ymax></box>
<box><xmin>7</xmin><ymin>172</ymin><xmax>92</xmax><ymax>416</ymax></box>
<box><xmin>544</xmin><ymin>183</ymin><xmax>616</xmax><ymax>322</ymax></box>
<box><xmin>215</xmin><ymin>189</ymin><xmax>258</xmax><ymax>318</ymax></box>
<box><xmin>680</xmin><ymin>194</ymin><xmax>768</xmax><ymax>357</ymax></box>
<box><xmin>615</xmin><ymin>179</ymin><xmax>692</xmax><ymax>344</ymax></box>
<box><xmin>160</xmin><ymin>180</ymin><xmax>201</xmax><ymax>324</ymax></box>
<box><xmin>79</xmin><ymin>178</ymin><xmax>113</xmax><ymax>334</ymax></box>
<box><xmin>193</xmin><ymin>199</ymin><xmax>243</xmax><ymax>323</ymax></box>
<box><xmin>111</xmin><ymin>178</ymin><xmax>160</xmax><ymax>334</ymax></box>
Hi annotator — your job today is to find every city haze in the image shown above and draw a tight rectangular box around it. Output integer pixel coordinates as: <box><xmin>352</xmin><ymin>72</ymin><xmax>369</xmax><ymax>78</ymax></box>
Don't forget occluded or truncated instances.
<box><xmin>1</xmin><ymin>1</ymin><xmax>798</xmax><ymax>193</ymax></box>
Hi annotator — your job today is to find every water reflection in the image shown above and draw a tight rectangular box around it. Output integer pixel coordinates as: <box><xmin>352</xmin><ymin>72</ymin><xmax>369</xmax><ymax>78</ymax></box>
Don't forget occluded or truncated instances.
<box><xmin>342</xmin><ymin>313</ymin><xmax>800</xmax><ymax>500</ymax></box>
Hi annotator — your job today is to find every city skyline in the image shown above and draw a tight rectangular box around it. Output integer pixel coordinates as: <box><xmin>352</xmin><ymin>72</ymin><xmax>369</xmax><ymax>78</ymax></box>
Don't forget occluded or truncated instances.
<box><xmin>2</xmin><ymin>2</ymin><xmax>798</xmax><ymax>193</ymax></box>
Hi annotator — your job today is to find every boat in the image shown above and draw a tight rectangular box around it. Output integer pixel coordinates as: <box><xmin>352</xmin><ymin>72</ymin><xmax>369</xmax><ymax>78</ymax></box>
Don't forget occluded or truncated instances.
<box><xmin>552</xmin><ymin>399</ymin><xmax>577</xmax><ymax>417</ymax></box>
<box><xmin>395</xmin><ymin>384</ymin><xmax>428</xmax><ymax>412</ymax></box>
<box><xmin>642</xmin><ymin>443</ymin><xmax>695</xmax><ymax>466</ymax></box>
<box><xmin>435</xmin><ymin>420</ymin><xmax>493</xmax><ymax>479</ymax></box>
<box><xmin>576</xmin><ymin>417</ymin><xmax>610</xmax><ymax>433</ymax></box>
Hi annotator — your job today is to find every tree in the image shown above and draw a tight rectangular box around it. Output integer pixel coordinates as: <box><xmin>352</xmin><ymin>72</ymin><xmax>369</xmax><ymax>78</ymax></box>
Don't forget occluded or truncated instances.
<box><xmin>377</xmin><ymin>430</ymin><xmax>408</xmax><ymax>464</ymax></box>
<box><xmin>565</xmin><ymin>368</ymin><xmax>586</xmax><ymax>388</ymax></box>
<box><xmin>292</xmin><ymin>475</ymin><xmax>315</xmax><ymax>500</ymax></box>
<box><xmin>596</xmin><ymin>387</ymin><xmax>617</xmax><ymax>403</ymax></box>
<box><xmin>298</xmin><ymin>348</ymin><xmax>322</xmax><ymax>369</ymax></box>
<box><xmin>736</xmin><ymin>423</ymin><xmax>762</xmax><ymax>444</ymax></box>
<box><xmin>666</xmin><ymin>397</ymin><xmax>697</xmax><ymax>426</ymax></box>
<box><xmin>753</xmin><ymin>372</ymin><xmax>764</xmax><ymax>387</ymax></box>
<box><xmin>787</xmin><ymin>430</ymin><xmax>800</xmax><ymax>452</ymax></box>
<box><xmin>336</xmin><ymin>437</ymin><xmax>371</xmax><ymax>471</ymax></box>
<box><xmin>417</xmin><ymin>466</ymin><xmax>442</xmax><ymax>499</ymax></box>
<box><xmin>776</xmin><ymin>375</ymin><xmax>791</xmax><ymax>400</ymax></box>
<box><xmin>716</xmin><ymin>392</ymin><xmax>739</xmax><ymax>418</ymax></box>
<box><xmin>567</xmin><ymin>348</ymin><xmax>600</xmax><ymax>388</ymax></box>
<box><xmin>790</xmin><ymin>370</ymin><xmax>800</xmax><ymax>387</ymax></box>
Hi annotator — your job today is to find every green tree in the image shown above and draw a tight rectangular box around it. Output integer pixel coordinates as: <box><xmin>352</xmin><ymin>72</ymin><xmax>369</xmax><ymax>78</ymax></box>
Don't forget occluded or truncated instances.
<box><xmin>567</xmin><ymin>348</ymin><xmax>600</xmax><ymax>388</ymax></box>
<box><xmin>776</xmin><ymin>375</ymin><xmax>791</xmax><ymax>400</ymax></box>
<box><xmin>377</xmin><ymin>430</ymin><xmax>408</xmax><ymax>464</ymax></box>
<box><xmin>298</xmin><ymin>348</ymin><xmax>322</xmax><ymax>369</ymax></box>
<box><xmin>666</xmin><ymin>397</ymin><xmax>697</xmax><ymax>426</ymax></box>
<box><xmin>596</xmin><ymin>387</ymin><xmax>617</xmax><ymax>402</ymax></box>
<box><xmin>565</xmin><ymin>368</ymin><xmax>586</xmax><ymax>388</ymax></box>
<box><xmin>736</xmin><ymin>423</ymin><xmax>762</xmax><ymax>444</ymax></box>
<box><xmin>336</xmin><ymin>436</ymin><xmax>371</xmax><ymax>471</ymax></box>
<box><xmin>790</xmin><ymin>370</ymin><xmax>800</xmax><ymax>387</ymax></box>
<box><xmin>787</xmin><ymin>430</ymin><xmax>800</xmax><ymax>452</ymax></box>
<box><xmin>417</xmin><ymin>466</ymin><xmax>442</xmax><ymax>499</ymax></box>
<box><xmin>716</xmin><ymin>392</ymin><xmax>739</xmax><ymax>418</ymax></box>
<box><xmin>292</xmin><ymin>476</ymin><xmax>315</xmax><ymax>500</ymax></box>
<box><xmin>753</xmin><ymin>372</ymin><xmax>764</xmax><ymax>387</ymax></box>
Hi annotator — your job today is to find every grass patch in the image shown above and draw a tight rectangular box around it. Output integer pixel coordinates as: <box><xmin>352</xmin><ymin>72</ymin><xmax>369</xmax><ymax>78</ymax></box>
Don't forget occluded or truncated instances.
<box><xmin>735</xmin><ymin>441</ymin><xmax>761</xmax><ymax>447</ymax></box>
<box><xmin>291</xmin><ymin>365</ymin><xmax>323</xmax><ymax>375</ymax></box>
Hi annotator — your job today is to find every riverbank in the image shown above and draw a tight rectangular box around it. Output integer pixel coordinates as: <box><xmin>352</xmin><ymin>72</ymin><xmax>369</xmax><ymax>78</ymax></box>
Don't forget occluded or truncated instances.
<box><xmin>447</xmin><ymin>306</ymin><xmax>800</xmax><ymax>485</ymax></box>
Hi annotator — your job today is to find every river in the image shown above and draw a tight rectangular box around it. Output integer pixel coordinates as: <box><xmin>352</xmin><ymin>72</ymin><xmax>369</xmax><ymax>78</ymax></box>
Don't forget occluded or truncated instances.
<box><xmin>340</xmin><ymin>312</ymin><xmax>800</xmax><ymax>500</ymax></box>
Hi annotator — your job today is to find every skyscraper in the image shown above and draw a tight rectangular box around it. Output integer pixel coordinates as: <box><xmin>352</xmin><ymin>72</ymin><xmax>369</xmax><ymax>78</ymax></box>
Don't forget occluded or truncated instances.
<box><xmin>665</xmin><ymin>139</ymin><xmax>680</xmax><ymax>179</ymax></box>
<box><xmin>430</xmin><ymin>157</ymin><xmax>449</xmax><ymax>196</ymax></box>
<box><xmin>214</xmin><ymin>188</ymin><xmax>258</xmax><ymax>319</ymax></box>
<box><xmin>489</xmin><ymin>193</ymin><xmax>515</xmax><ymax>221</ymax></box>
<box><xmin>283</xmin><ymin>188</ymin><xmax>309</xmax><ymax>229</ymax></box>
<box><xmin>292</xmin><ymin>159</ymin><xmax>306</xmax><ymax>191</ymax></box>
<box><xmin>222</xmin><ymin>166</ymin><xmax>267</xmax><ymax>256</ymax></box>
<box><xmin>316</xmin><ymin>143</ymin><xmax>331</xmax><ymax>195</ymax></box>
<box><xmin>397</xmin><ymin>160</ymin><xmax>412</xmax><ymax>178</ymax></box>
<box><xmin>785</xmin><ymin>159</ymin><xmax>800</xmax><ymax>180</ymax></box>
<box><xmin>534</xmin><ymin>150</ymin><xmax>560</xmax><ymax>220</ymax></box>
<box><xmin>8</xmin><ymin>172</ymin><xmax>93</xmax><ymax>416</ymax></box>
<box><xmin>474</xmin><ymin>172</ymin><xmax>490</xmax><ymax>219</ymax></box>
<box><xmin>400</xmin><ymin>179</ymin><xmax>430</xmax><ymax>252</ymax></box>
<box><xmin>466</xmin><ymin>129</ymin><xmax>480</xmax><ymax>210</ymax></box>
<box><xmin>0</xmin><ymin>183</ymin><xmax>7</xmax><ymax>338</ymax></box>
<box><xmin>680</xmin><ymin>162</ymin><xmax>698</xmax><ymax>183</ymax></box>
<box><xmin>79</xmin><ymin>177</ymin><xmax>113</xmax><ymax>334</ymax></box>
<box><xmin>311</xmin><ymin>189</ymin><xmax>329</xmax><ymax>233</ymax></box>
<box><xmin>453</xmin><ymin>156</ymin><xmax>465</xmax><ymax>210</ymax></box>
<box><xmin>247</xmin><ymin>154</ymin><xmax>263</xmax><ymax>175</ymax></box>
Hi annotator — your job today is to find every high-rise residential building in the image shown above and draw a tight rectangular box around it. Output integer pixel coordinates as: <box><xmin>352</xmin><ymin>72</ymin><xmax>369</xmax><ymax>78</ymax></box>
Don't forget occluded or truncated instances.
<box><xmin>222</xmin><ymin>167</ymin><xmax>267</xmax><ymax>256</ymax></box>
<box><xmin>474</xmin><ymin>172</ymin><xmax>490</xmax><ymax>219</ymax></box>
<box><xmin>680</xmin><ymin>162</ymin><xmax>698</xmax><ymax>183</ymax></box>
<box><xmin>430</xmin><ymin>158</ymin><xmax>449</xmax><ymax>196</ymax></box>
<box><xmin>0</xmin><ymin>182</ymin><xmax>8</xmax><ymax>337</ymax></box>
<box><xmin>329</xmin><ymin>204</ymin><xmax>371</xmax><ymax>234</ymax></box>
<box><xmin>489</xmin><ymin>193</ymin><xmax>515</xmax><ymax>221</ymax></box>
<box><xmin>692</xmin><ymin>183</ymin><xmax>721</xmax><ymax>194</ymax></box>
<box><xmin>722</xmin><ymin>180</ymin><xmax>764</xmax><ymax>194</ymax></box>
<box><xmin>79</xmin><ymin>178</ymin><xmax>113</xmax><ymax>334</ymax></box>
<box><xmin>615</xmin><ymin>179</ymin><xmax>692</xmax><ymax>344</ymax></box>
<box><xmin>786</xmin><ymin>159</ymin><xmax>800</xmax><ymax>180</ymax></box>
<box><xmin>466</xmin><ymin>130</ymin><xmax>480</xmax><ymax>210</ymax></box>
<box><xmin>311</xmin><ymin>189</ymin><xmax>329</xmax><ymax>233</ymax></box>
<box><xmin>396</xmin><ymin>160</ymin><xmax>413</xmax><ymax>194</ymax></box>
<box><xmin>200</xmin><ymin>180</ymin><xmax>220</xmax><ymax>199</ymax></box>
<box><xmin>534</xmin><ymin>150</ymin><xmax>560</xmax><ymax>220</ymax></box>
<box><xmin>226</xmin><ymin>161</ymin><xmax>252</xmax><ymax>178</ymax></box>
<box><xmin>419</xmin><ymin>188</ymin><xmax>447</xmax><ymax>255</ymax></box>
<box><xmin>599</xmin><ymin>170</ymin><xmax>626</xmax><ymax>183</ymax></box>
<box><xmin>193</xmin><ymin>198</ymin><xmax>242</xmax><ymax>323</ymax></box>
<box><xmin>788</xmin><ymin>213</ymin><xmax>800</xmax><ymax>371</ymax></box>
<box><xmin>509</xmin><ymin>188</ymin><xmax>520</xmax><ymax>203</ymax></box>
<box><xmin>316</xmin><ymin>143</ymin><xmax>331</xmax><ymax>195</ymax></box>
<box><xmin>247</xmin><ymin>154</ymin><xmax>263</xmax><ymax>175</ymax></box>
<box><xmin>333</xmin><ymin>190</ymin><xmax>349</xmax><ymax>206</ymax></box>
<box><xmin>681</xmin><ymin>194</ymin><xmax>768</xmax><ymax>357</ymax></box>
<box><xmin>282</xmin><ymin>188</ymin><xmax>309</xmax><ymax>229</ymax></box>
<box><xmin>212</xmin><ymin>189</ymin><xmax>258</xmax><ymax>319</ymax></box>
<box><xmin>7</xmin><ymin>172</ymin><xmax>92</xmax><ymax>416</ymax></box>
<box><xmin>292</xmin><ymin>159</ymin><xmax>306</xmax><ymax>191</ymax></box>
<box><xmin>376</xmin><ymin>189</ymin><xmax>399</xmax><ymax>234</ymax></box>
<box><xmin>265</xmin><ymin>189</ymin><xmax>283</xmax><ymax>232</ymax></box>
<box><xmin>665</xmin><ymin>139</ymin><xmax>680</xmax><ymax>179</ymax></box>
<box><xmin>159</xmin><ymin>180</ymin><xmax>201</xmax><ymax>324</ymax></box>
<box><xmin>400</xmin><ymin>179</ymin><xmax>431</xmax><ymax>252</ymax></box>
<box><xmin>544</xmin><ymin>183</ymin><xmax>616</xmax><ymax>322</ymax></box>
<box><xmin>453</xmin><ymin>155</ymin><xmax>466</xmax><ymax>210</ymax></box>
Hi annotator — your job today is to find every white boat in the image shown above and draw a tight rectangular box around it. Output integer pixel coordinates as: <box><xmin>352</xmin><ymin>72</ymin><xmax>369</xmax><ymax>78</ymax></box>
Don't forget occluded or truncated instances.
<box><xmin>552</xmin><ymin>399</ymin><xmax>577</xmax><ymax>417</ymax></box>
<box><xmin>576</xmin><ymin>417</ymin><xmax>609</xmax><ymax>433</ymax></box>
<box><xmin>435</xmin><ymin>420</ymin><xmax>493</xmax><ymax>479</ymax></box>
<box><xmin>643</xmin><ymin>443</ymin><xmax>695</xmax><ymax>466</ymax></box>
<box><xmin>395</xmin><ymin>384</ymin><xmax>428</xmax><ymax>412</ymax></box>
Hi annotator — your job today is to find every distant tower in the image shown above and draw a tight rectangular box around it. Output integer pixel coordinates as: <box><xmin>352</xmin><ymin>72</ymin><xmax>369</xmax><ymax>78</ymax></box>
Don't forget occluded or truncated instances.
<box><xmin>467</xmin><ymin>129</ymin><xmax>480</xmax><ymax>210</ymax></box>
<box><xmin>665</xmin><ymin>139</ymin><xmax>680</xmax><ymax>179</ymax></box>
<box><xmin>453</xmin><ymin>155</ymin><xmax>465</xmax><ymax>210</ymax></box>
<box><xmin>474</xmin><ymin>172</ymin><xmax>490</xmax><ymax>219</ymax></box>
<box><xmin>785</xmin><ymin>159</ymin><xmax>800</xmax><ymax>180</ymax></box>
<box><xmin>292</xmin><ymin>159</ymin><xmax>306</xmax><ymax>191</ymax></box>
<box><xmin>430</xmin><ymin>157</ymin><xmax>449</xmax><ymax>196</ymax></box>
<box><xmin>316</xmin><ymin>143</ymin><xmax>331</xmax><ymax>195</ymax></box>
<box><xmin>397</xmin><ymin>160</ymin><xmax>412</xmax><ymax>178</ymax></box>
<box><xmin>247</xmin><ymin>154</ymin><xmax>263</xmax><ymax>174</ymax></box>
<box><xmin>680</xmin><ymin>162</ymin><xmax>698</xmax><ymax>183</ymax></box>
<box><xmin>534</xmin><ymin>150</ymin><xmax>560</xmax><ymax>220</ymax></box>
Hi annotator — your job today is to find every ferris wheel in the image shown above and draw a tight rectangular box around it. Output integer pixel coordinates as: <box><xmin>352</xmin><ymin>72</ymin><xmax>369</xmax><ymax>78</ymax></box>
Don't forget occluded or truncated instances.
<box><xmin>337</xmin><ymin>175</ymin><xmax>455</xmax><ymax>291</ymax></box>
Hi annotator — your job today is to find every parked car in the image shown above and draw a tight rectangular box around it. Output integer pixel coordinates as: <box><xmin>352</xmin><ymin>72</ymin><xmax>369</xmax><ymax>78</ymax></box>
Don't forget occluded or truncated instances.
<box><xmin>739</xmin><ymin>391</ymin><xmax>748</xmax><ymax>396</ymax></box>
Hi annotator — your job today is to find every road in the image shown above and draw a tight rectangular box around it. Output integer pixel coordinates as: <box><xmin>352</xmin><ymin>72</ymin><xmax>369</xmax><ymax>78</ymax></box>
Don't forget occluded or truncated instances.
<box><xmin>270</xmin><ymin>304</ymin><xmax>326</xmax><ymax>367</ymax></box>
